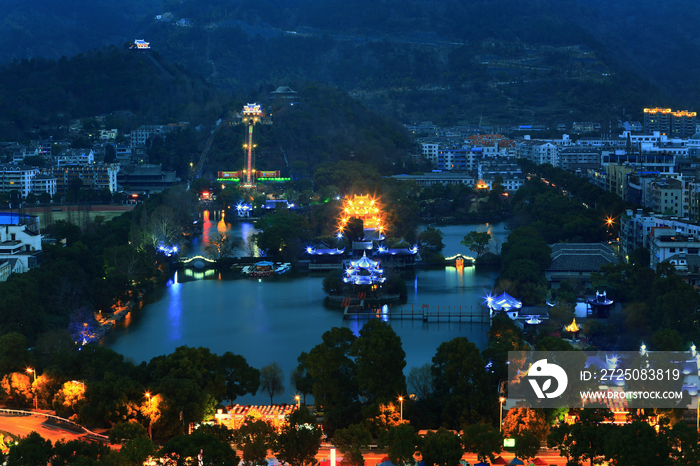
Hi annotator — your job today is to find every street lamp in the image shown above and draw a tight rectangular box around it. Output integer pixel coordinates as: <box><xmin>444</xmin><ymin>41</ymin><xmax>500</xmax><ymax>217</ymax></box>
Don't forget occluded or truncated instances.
<box><xmin>26</xmin><ymin>368</ymin><xmax>37</xmax><ymax>410</ymax></box>
<box><xmin>398</xmin><ymin>396</ymin><xmax>403</xmax><ymax>422</ymax></box>
<box><xmin>499</xmin><ymin>397</ymin><xmax>506</xmax><ymax>432</ymax></box>
<box><xmin>295</xmin><ymin>395</ymin><xmax>300</xmax><ymax>411</ymax></box>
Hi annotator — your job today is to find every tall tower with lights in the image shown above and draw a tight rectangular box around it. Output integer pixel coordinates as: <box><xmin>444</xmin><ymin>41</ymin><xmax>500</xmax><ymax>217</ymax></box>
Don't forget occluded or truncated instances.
<box><xmin>241</xmin><ymin>103</ymin><xmax>264</xmax><ymax>188</ymax></box>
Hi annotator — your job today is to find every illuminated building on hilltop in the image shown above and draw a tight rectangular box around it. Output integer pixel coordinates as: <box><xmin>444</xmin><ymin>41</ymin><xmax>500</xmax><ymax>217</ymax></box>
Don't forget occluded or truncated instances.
<box><xmin>340</xmin><ymin>195</ymin><xmax>383</xmax><ymax>231</ymax></box>
<box><xmin>670</xmin><ymin>110</ymin><xmax>697</xmax><ymax>138</ymax></box>
<box><xmin>643</xmin><ymin>107</ymin><xmax>697</xmax><ymax>137</ymax></box>
<box><xmin>131</xmin><ymin>40</ymin><xmax>150</xmax><ymax>49</ymax></box>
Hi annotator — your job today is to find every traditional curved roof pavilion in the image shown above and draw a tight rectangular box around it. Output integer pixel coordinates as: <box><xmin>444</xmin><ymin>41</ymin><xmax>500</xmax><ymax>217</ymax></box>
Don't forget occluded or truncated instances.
<box><xmin>343</xmin><ymin>252</ymin><xmax>385</xmax><ymax>285</ymax></box>
<box><xmin>341</xmin><ymin>194</ymin><xmax>382</xmax><ymax>231</ymax></box>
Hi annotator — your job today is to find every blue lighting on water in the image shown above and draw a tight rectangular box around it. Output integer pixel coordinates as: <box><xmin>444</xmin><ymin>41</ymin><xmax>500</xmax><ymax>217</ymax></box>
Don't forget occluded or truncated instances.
<box><xmin>168</xmin><ymin>271</ymin><xmax>182</xmax><ymax>340</ymax></box>
<box><xmin>381</xmin><ymin>305</ymin><xmax>389</xmax><ymax>322</ymax></box>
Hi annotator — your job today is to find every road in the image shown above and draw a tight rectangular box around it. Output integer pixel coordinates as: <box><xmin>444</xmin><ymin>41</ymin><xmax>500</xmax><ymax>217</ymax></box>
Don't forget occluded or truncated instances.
<box><xmin>0</xmin><ymin>413</ymin><xmax>86</xmax><ymax>444</ymax></box>
<box><xmin>315</xmin><ymin>448</ymin><xmax>569</xmax><ymax>466</ymax></box>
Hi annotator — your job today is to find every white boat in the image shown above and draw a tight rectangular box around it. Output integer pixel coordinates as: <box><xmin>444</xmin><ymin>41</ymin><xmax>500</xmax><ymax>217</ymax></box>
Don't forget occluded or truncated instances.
<box><xmin>275</xmin><ymin>263</ymin><xmax>291</xmax><ymax>274</ymax></box>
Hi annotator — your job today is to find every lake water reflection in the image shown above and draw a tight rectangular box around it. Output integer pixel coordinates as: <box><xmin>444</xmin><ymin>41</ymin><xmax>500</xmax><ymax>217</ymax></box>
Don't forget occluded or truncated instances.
<box><xmin>103</xmin><ymin>216</ymin><xmax>509</xmax><ymax>404</ymax></box>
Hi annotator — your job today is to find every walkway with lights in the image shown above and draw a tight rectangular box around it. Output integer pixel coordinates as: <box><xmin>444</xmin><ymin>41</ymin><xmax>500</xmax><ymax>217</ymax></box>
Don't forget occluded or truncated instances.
<box><xmin>343</xmin><ymin>303</ymin><xmax>490</xmax><ymax>323</ymax></box>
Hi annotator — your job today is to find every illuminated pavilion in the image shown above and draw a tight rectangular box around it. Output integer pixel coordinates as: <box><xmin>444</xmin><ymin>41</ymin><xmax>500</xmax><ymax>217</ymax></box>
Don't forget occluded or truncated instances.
<box><xmin>343</xmin><ymin>252</ymin><xmax>386</xmax><ymax>286</ymax></box>
<box><xmin>340</xmin><ymin>195</ymin><xmax>383</xmax><ymax>231</ymax></box>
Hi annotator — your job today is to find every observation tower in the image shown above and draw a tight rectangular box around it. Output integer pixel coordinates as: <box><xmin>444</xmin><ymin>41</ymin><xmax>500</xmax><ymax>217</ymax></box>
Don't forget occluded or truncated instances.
<box><xmin>241</xmin><ymin>103</ymin><xmax>264</xmax><ymax>188</ymax></box>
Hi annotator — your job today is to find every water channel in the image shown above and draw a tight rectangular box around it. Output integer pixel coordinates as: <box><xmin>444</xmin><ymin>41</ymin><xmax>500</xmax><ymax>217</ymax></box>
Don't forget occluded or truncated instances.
<box><xmin>102</xmin><ymin>213</ymin><xmax>510</xmax><ymax>404</ymax></box>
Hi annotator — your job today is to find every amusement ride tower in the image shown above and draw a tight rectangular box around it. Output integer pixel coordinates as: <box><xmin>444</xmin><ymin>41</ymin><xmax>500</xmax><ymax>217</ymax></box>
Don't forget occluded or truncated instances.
<box><xmin>241</xmin><ymin>103</ymin><xmax>264</xmax><ymax>188</ymax></box>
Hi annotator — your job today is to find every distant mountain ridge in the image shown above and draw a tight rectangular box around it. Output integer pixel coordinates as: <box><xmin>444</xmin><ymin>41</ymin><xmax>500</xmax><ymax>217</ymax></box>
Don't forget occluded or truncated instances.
<box><xmin>1</xmin><ymin>0</ymin><xmax>697</xmax><ymax>124</ymax></box>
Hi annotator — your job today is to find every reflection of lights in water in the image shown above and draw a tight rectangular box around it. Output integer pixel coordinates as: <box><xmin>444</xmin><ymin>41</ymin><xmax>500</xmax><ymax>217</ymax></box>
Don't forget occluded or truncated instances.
<box><xmin>168</xmin><ymin>277</ymin><xmax>182</xmax><ymax>340</ymax></box>
<box><xmin>217</xmin><ymin>210</ymin><xmax>227</xmax><ymax>233</ymax></box>
<box><xmin>240</xmin><ymin>223</ymin><xmax>260</xmax><ymax>257</ymax></box>
<box><xmin>202</xmin><ymin>210</ymin><xmax>211</xmax><ymax>245</ymax></box>
<box><xmin>183</xmin><ymin>269</ymin><xmax>215</xmax><ymax>279</ymax></box>
<box><xmin>381</xmin><ymin>305</ymin><xmax>389</xmax><ymax>322</ymax></box>
<box><xmin>182</xmin><ymin>269</ymin><xmax>215</xmax><ymax>279</ymax></box>
<box><xmin>349</xmin><ymin>318</ymin><xmax>362</xmax><ymax>337</ymax></box>
<box><xmin>123</xmin><ymin>311</ymin><xmax>131</xmax><ymax>327</ymax></box>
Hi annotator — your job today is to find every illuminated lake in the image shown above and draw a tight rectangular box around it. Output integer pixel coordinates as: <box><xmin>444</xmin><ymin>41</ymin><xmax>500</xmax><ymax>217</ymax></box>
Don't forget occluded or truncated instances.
<box><xmin>103</xmin><ymin>214</ymin><xmax>508</xmax><ymax>404</ymax></box>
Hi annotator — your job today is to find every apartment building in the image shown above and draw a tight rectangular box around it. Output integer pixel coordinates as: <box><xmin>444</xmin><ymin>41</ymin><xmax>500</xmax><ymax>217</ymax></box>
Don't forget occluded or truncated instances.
<box><xmin>0</xmin><ymin>165</ymin><xmax>39</xmax><ymax>197</ymax></box>
<box><xmin>0</xmin><ymin>213</ymin><xmax>43</xmax><ymax>275</ymax></box>
<box><xmin>44</xmin><ymin>163</ymin><xmax>120</xmax><ymax>193</ymax></box>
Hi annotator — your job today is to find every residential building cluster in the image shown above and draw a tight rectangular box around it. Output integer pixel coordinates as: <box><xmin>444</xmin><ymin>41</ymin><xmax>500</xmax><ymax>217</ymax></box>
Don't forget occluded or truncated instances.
<box><xmin>0</xmin><ymin>119</ymin><xmax>184</xmax><ymax>200</ymax></box>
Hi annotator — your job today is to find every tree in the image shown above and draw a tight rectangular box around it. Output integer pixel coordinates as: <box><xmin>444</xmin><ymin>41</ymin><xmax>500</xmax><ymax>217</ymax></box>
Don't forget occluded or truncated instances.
<box><xmin>119</xmin><ymin>437</ymin><xmax>158</xmax><ymax>466</ymax></box>
<box><xmin>204</xmin><ymin>232</ymin><xmax>242</xmax><ymax>260</ymax></box>
<box><xmin>378</xmin><ymin>423</ymin><xmax>418</xmax><ymax>466</ymax></box>
<box><xmin>322</xmin><ymin>269</ymin><xmax>345</xmax><ymax>295</ymax></box>
<box><xmin>334</xmin><ymin>423</ymin><xmax>372</xmax><ymax>466</ymax></box>
<box><xmin>275</xmin><ymin>407</ymin><xmax>323</xmax><ymax>466</ymax></box>
<box><xmin>220</xmin><ymin>352</ymin><xmax>260</xmax><ymax>404</ymax></box>
<box><xmin>431</xmin><ymin>337</ymin><xmax>491</xmax><ymax>428</ymax></box>
<box><xmin>52</xmin><ymin>439</ymin><xmax>115</xmax><ymax>465</ymax></box>
<box><xmin>418</xmin><ymin>226</ymin><xmax>444</xmax><ymax>251</ymax></box>
<box><xmin>604</xmin><ymin>421</ymin><xmax>672</xmax><ymax>466</ymax></box>
<box><xmin>234</xmin><ymin>418</ymin><xmax>278</xmax><ymax>466</ymax></box>
<box><xmin>7</xmin><ymin>431</ymin><xmax>52</xmax><ymax>466</ymax></box>
<box><xmin>152</xmin><ymin>376</ymin><xmax>215</xmax><ymax>439</ymax></box>
<box><xmin>306</xmin><ymin>327</ymin><xmax>358</xmax><ymax>409</ymax></box>
<box><xmin>513</xmin><ymin>430</ymin><xmax>542</xmax><ymax>462</ymax></box>
<box><xmin>161</xmin><ymin>430</ymin><xmax>239</xmax><ymax>466</ymax></box>
<box><xmin>352</xmin><ymin>319</ymin><xmax>406</xmax><ymax>404</ymax></box>
<box><xmin>461</xmin><ymin>423</ymin><xmax>503</xmax><ymax>463</ymax></box>
<box><xmin>52</xmin><ymin>380</ymin><xmax>86</xmax><ymax>419</ymax></box>
<box><xmin>0</xmin><ymin>373</ymin><xmax>32</xmax><ymax>407</ymax></box>
<box><xmin>291</xmin><ymin>352</ymin><xmax>314</xmax><ymax>405</ymax></box>
<box><xmin>501</xmin><ymin>408</ymin><xmax>549</xmax><ymax>441</ymax></box>
<box><xmin>109</xmin><ymin>421</ymin><xmax>148</xmax><ymax>444</ymax></box>
<box><xmin>460</xmin><ymin>231</ymin><xmax>491</xmax><ymax>259</ymax></box>
<box><xmin>407</xmin><ymin>364</ymin><xmax>434</xmax><ymax>401</ymax></box>
<box><xmin>260</xmin><ymin>362</ymin><xmax>284</xmax><ymax>405</ymax></box>
<box><xmin>547</xmin><ymin>409</ymin><xmax>613</xmax><ymax>465</ymax></box>
<box><xmin>420</xmin><ymin>427</ymin><xmax>463</xmax><ymax>466</ymax></box>
<box><xmin>0</xmin><ymin>332</ymin><xmax>32</xmax><ymax>376</ymax></box>
<box><xmin>343</xmin><ymin>217</ymin><xmax>365</xmax><ymax>244</ymax></box>
<box><xmin>254</xmin><ymin>210</ymin><xmax>312</xmax><ymax>262</ymax></box>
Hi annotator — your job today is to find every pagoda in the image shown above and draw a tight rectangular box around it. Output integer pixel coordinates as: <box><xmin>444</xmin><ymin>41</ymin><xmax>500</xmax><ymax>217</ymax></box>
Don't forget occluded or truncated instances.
<box><xmin>586</xmin><ymin>290</ymin><xmax>614</xmax><ymax>318</ymax></box>
<box><xmin>343</xmin><ymin>252</ymin><xmax>386</xmax><ymax>286</ymax></box>
<box><xmin>340</xmin><ymin>195</ymin><xmax>382</xmax><ymax>231</ymax></box>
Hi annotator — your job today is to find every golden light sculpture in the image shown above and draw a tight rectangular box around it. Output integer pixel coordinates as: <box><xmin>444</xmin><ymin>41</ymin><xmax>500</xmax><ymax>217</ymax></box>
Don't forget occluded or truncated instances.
<box><xmin>565</xmin><ymin>318</ymin><xmax>580</xmax><ymax>333</ymax></box>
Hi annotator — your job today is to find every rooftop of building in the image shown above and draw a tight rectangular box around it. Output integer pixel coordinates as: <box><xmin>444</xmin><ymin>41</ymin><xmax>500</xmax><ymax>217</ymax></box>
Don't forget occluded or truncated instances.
<box><xmin>548</xmin><ymin>243</ymin><xmax>619</xmax><ymax>272</ymax></box>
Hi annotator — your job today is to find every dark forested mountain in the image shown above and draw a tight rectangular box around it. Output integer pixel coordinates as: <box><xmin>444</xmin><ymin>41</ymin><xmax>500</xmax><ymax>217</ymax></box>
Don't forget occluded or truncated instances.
<box><xmin>0</xmin><ymin>47</ymin><xmax>230</xmax><ymax>140</ymax></box>
<box><xmin>0</xmin><ymin>0</ymin><xmax>698</xmax><ymax>125</ymax></box>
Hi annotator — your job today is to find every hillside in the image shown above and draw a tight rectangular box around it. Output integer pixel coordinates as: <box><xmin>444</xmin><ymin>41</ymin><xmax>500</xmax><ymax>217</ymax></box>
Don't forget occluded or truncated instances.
<box><xmin>0</xmin><ymin>47</ymin><xmax>230</xmax><ymax>141</ymax></box>
<box><xmin>0</xmin><ymin>0</ymin><xmax>696</xmax><ymax>126</ymax></box>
